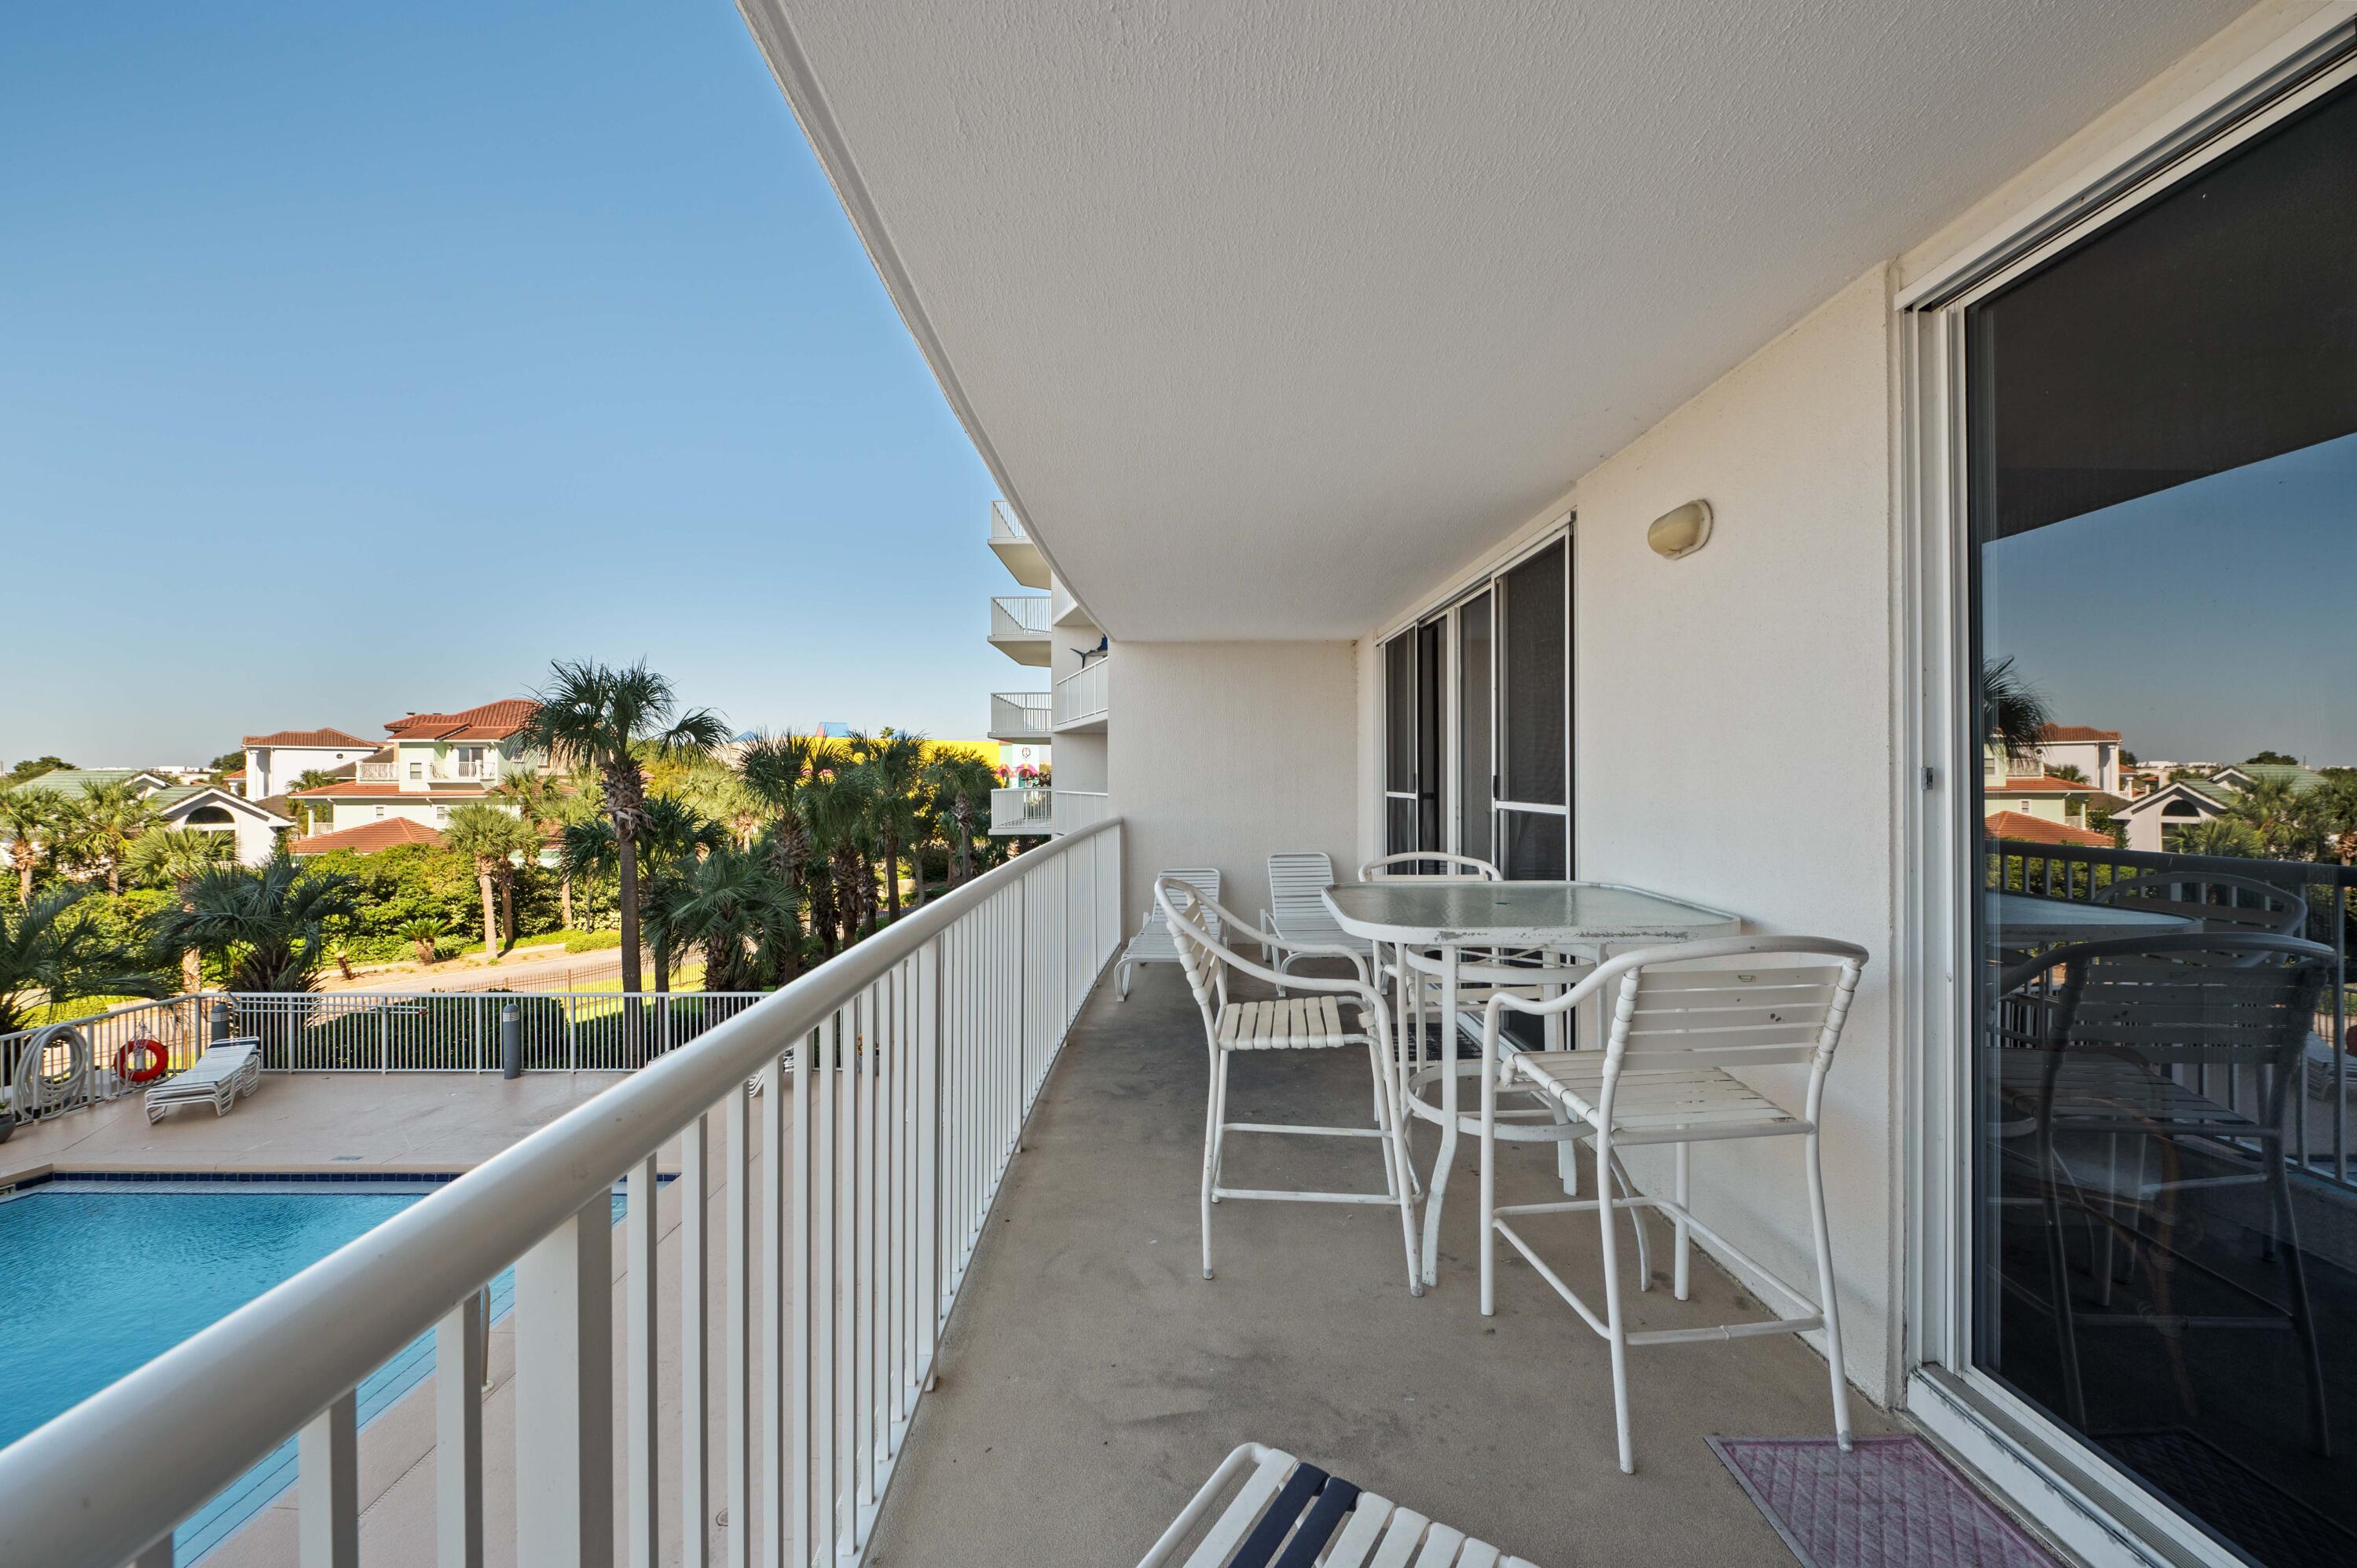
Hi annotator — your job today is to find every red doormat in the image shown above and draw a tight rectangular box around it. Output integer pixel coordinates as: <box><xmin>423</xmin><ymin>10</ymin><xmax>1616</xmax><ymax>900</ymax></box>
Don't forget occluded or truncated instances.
<box><xmin>1709</xmin><ymin>1435</ymin><xmax>2060</xmax><ymax>1568</ymax></box>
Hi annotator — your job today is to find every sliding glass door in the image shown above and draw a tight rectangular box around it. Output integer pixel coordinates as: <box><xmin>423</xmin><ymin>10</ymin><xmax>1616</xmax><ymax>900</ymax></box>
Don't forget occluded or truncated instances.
<box><xmin>1380</xmin><ymin>532</ymin><xmax>1571</xmax><ymax>878</ymax></box>
<box><xmin>1965</xmin><ymin>73</ymin><xmax>2357</xmax><ymax>1565</ymax></box>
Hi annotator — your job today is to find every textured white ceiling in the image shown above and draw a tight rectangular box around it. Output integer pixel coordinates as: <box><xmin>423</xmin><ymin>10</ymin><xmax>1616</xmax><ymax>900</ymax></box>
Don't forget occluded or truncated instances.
<box><xmin>750</xmin><ymin>0</ymin><xmax>2244</xmax><ymax>638</ymax></box>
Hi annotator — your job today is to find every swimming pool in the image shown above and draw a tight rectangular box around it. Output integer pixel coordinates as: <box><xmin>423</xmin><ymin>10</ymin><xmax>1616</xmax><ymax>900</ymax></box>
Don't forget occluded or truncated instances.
<box><xmin>0</xmin><ymin>1176</ymin><xmax>623</xmax><ymax>1561</ymax></box>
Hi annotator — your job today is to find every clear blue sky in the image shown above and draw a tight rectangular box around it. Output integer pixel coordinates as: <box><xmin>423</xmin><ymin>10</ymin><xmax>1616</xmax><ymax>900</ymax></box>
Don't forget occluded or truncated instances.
<box><xmin>1</xmin><ymin>2</ymin><xmax>1008</xmax><ymax>768</ymax></box>
<box><xmin>1985</xmin><ymin>431</ymin><xmax>2357</xmax><ymax>768</ymax></box>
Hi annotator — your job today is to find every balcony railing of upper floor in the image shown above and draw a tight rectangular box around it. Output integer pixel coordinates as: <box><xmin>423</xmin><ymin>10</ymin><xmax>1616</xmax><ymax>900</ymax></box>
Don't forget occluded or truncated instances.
<box><xmin>990</xmin><ymin>595</ymin><xmax>1051</xmax><ymax>638</ymax></box>
<box><xmin>990</xmin><ymin>784</ymin><xmax>1055</xmax><ymax>835</ymax></box>
<box><xmin>990</xmin><ymin>692</ymin><xmax>1053</xmax><ymax>740</ymax></box>
<box><xmin>1054</xmin><ymin>654</ymin><xmax>1110</xmax><ymax>730</ymax></box>
<box><xmin>1051</xmin><ymin>789</ymin><xmax>1109</xmax><ymax>836</ymax></box>
<box><xmin>987</xmin><ymin>500</ymin><xmax>1050</xmax><ymax>590</ymax></box>
<box><xmin>356</xmin><ymin>760</ymin><xmax>398</xmax><ymax>782</ymax></box>
<box><xmin>0</xmin><ymin>819</ymin><xmax>1124</xmax><ymax>1568</ymax></box>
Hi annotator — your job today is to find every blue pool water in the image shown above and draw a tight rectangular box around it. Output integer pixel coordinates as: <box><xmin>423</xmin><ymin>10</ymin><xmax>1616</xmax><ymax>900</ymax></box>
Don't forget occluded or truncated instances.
<box><xmin>0</xmin><ymin>1178</ymin><xmax>625</xmax><ymax>1561</ymax></box>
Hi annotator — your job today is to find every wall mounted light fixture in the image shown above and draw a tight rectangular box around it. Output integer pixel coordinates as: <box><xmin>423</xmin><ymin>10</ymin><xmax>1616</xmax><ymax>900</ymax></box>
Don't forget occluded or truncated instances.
<box><xmin>1647</xmin><ymin>500</ymin><xmax>1713</xmax><ymax>560</ymax></box>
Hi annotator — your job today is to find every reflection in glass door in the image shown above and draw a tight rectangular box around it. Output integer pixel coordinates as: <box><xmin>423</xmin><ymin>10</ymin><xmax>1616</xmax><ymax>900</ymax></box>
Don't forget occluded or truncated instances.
<box><xmin>1967</xmin><ymin>75</ymin><xmax>2357</xmax><ymax>1566</ymax></box>
<box><xmin>1496</xmin><ymin>539</ymin><xmax>1568</xmax><ymax>879</ymax></box>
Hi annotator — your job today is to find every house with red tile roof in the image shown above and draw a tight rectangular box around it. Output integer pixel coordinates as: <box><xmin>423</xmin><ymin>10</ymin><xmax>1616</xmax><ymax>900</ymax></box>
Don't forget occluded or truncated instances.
<box><xmin>241</xmin><ymin>727</ymin><xmax>376</xmax><ymax>800</ymax></box>
<box><xmin>288</xmin><ymin>700</ymin><xmax>546</xmax><ymax>843</ymax></box>
<box><xmin>1982</xmin><ymin>810</ymin><xmax>2115</xmax><ymax>850</ymax></box>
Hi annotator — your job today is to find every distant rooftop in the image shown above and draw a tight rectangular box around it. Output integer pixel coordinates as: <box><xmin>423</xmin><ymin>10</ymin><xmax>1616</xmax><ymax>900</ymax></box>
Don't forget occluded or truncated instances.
<box><xmin>242</xmin><ymin>727</ymin><xmax>372</xmax><ymax>749</ymax></box>
<box><xmin>384</xmin><ymin>699</ymin><xmax>539</xmax><ymax>742</ymax></box>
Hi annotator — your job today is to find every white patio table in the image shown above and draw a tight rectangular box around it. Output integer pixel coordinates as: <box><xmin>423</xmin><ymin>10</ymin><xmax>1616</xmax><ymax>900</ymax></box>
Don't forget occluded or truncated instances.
<box><xmin>1322</xmin><ymin>879</ymin><xmax>1742</xmax><ymax>1288</ymax></box>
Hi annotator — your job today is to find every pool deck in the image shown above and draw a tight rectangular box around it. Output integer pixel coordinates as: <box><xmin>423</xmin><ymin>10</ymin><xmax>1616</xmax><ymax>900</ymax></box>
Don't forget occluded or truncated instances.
<box><xmin>0</xmin><ymin>1072</ymin><xmax>631</xmax><ymax>1185</ymax></box>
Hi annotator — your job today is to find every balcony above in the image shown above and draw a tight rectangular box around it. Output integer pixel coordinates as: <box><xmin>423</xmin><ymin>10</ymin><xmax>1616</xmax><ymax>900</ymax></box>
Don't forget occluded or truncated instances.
<box><xmin>988</xmin><ymin>691</ymin><xmax>1052</xmax><ymax>742</ymax></box>
<box><xmin>988</xmin><ymin>499</ymin><xmax>1050</xmax><ymax>590</ymax></box>
<box><xmin>988</xmin><ymin>595</ymin><xmax>1052</xmax><ymax>666</ymax></box>
<box><xmin>1053</xmin><ymin>655</ymin><xmax>1109</xmax><ymax>733</ymax></box>
<box><xmin>1051</xmin><ymin>578</ymin><xmax>1095</xmax><ymax>629</ymax></box>
<box><xmin>988</xmin><ymin>783</ymin><xmax>1054</xmax><ymax>835</ymax></box>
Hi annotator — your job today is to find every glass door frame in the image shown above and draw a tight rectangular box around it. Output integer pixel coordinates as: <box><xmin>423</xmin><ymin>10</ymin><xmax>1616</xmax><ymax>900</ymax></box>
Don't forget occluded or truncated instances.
<box><xmin>1377</xmin><ymin>522</ymin><xmax>1574</xmax><ymax>875</ymax></box>
<box><xmin>1896</xmin><ymin>28</ymin><xmax>2357</xmax><ymax>1568</ymax></box>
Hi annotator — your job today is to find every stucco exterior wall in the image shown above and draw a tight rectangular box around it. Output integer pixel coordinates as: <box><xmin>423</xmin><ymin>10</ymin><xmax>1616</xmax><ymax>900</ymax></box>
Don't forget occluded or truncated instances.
<box><xmin>1566</xmin><ymin>264</ymin><xmax>1900</xmax><ymax>1398</ymax></box>
<box><xmin>1107</xmin><ymin>641</ymin><xmax>1362</xmax><ymax>935</ymax></box>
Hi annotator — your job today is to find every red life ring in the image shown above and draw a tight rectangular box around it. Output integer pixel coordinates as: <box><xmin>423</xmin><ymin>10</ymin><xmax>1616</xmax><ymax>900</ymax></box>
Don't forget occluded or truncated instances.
<box><xmin>115</xmin><ymin>1039</ymin><xmax>169</xmax><ymax>1084</ymax></box>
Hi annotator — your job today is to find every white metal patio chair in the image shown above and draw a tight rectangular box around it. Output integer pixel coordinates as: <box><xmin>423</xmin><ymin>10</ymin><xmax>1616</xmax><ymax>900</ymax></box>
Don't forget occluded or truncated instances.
<box><xmin>1160</xmin><ymin>876</ymin><xmax>1422</xmax><ymax>1295</ymax></box>
<box><xmin>1477</xmin><ymin>936</ymin><xmax>1868</xmax><ymax>1473</ymax></box>
<box><xmin>1138</xmin><ymin>1442</ymin><xmax>1538</xmax><ymax>1567</ymax></box>
<box><xmin>1117</xmin><ymin>866</ymin><xmax>1222</xmax><ymax>1000</ymax></box>
<box><xmin>145</xmin><ymin>1037</ymin><xmax>264</xmax><ymax>1123</ymax></box>
<box><xmin>1260</xmin><ymin>852</ymin><xmax>1356</xmax><ymax>995</ymax></box>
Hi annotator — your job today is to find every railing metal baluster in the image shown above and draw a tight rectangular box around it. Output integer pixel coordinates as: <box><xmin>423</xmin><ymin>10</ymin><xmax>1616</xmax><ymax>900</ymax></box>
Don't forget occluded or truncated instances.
<box><xmin>435</xmin><ymin>1293</ymin><xmax>485</xmax><ymax>1568</ymax></box>
<box><xmin>917</xmin><ymin>936</ymin><xmax>940</xmax><ymax>1389</ymax></box>
<box><xmin>297</xmin><ymin>1390</ymin><xmax>358</xmax><ymax>1568</ymax></box>
<box><xmin>680</xmin><ymin>1109</ymin><xmax>711</xmax><ymax>1568</ymax></box>
<box><xmin>814</xmin><ymin>1013</ymin><xmax>838</xmax><ymax>1563</ymax></box>
<box><xmin>834</xmin><ymin>1006</ymin><xmax>857</xmax><ymax>1550</ymax></box>
<box><xmin>725</xmin><ymin>1080</ymin><xmax>751</xmax><ymax>1568</ymax></box>
<box><xmin>857</xmin><ymin>984</ymin><xmax>877</xmax><ymax>1519</ymax></box>
<box><xmin>515</xmin><ymin>1200</ymin><xmax>616</xmax><ymax>1568</ymax></box>
<box><xmin>626</xmin><ymin>1156</ymin><xmax>660</xmax><ymax>1568</ymax></box>
<box><xmin>761</xmin><ymin>1053</ymin><xmax>787</xmax><ymax>1568</ymax></box>
<box><xmin>791</xmin><ymin>1025</ymin><xmax>813</xmax><ymax>1568</ymax></box>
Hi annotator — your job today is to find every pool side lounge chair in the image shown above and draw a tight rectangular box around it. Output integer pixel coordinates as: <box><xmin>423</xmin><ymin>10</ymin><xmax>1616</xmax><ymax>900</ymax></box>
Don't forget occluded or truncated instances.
<box><xmin>1138</xmin><ymin>1442</ymin><xmax>1537</xmax><ymax>1567</ymax></box>
<box><xmin>146</xmin><ymin>1038</ymin><xmax>263</xmax><ymax>1123</ymax></box>
<box><xmin>1261</xmin><ymin>852</ymin><xmax>1356</xmax><ymax>995</ymax></box>
<box><xmin>1116</xmin><ymin>866</ymin><xmax>1222</xmax><ymax>999</ymax></box>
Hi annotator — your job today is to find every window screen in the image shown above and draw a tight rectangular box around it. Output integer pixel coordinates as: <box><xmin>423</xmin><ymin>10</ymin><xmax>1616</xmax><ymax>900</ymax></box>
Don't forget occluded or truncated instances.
<box><xmin>1499</xmin><ymin>541</ymin><xmax>1567</xmax><ymax>808</ymax></box>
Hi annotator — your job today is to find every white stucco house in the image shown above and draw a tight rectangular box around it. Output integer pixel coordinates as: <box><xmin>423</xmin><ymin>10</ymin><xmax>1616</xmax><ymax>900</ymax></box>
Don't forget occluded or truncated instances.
<box><xmin>240</xmin><ymin>727</ymin><xmax>376</xmax><ymax>800</ymax></box>
<box><xmin>287</xmin><ymin>699</ymin><xmax>545</xmax><ymax>836</ymax></box>
<box><xmin>4</xmin><ymin>768</ymin><xmax>291</xmax><ymax>866</ymax></box>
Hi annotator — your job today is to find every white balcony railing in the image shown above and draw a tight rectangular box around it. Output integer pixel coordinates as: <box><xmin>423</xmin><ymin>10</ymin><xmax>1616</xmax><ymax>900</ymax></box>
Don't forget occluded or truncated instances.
<box><xmin>1053</xmin><ymin>655</ymin><xmax>1109</xmax><ymax>727</ymax></box>
<box><xmin>988</xmin><ymin>499</ymin><xmax>1025</xmax><ymax>542</ymax></box>
<box><xmin>1052</xmin><ymin>789</ymin><xmax>1110</xmax><ymax>836</ymax></box>
<box><xmin>990</xmin><ymin>784</ymin><xmax>1054</xmax><ymax>833</ymax></box>
<box><xmin>989</xmin><ymin>594</ymin><xmax>1050</xmax><ymax>639</ymax></box>
<box><xmin>0</xmin><ymin>820</ymin><xmax>1124</xmax><ymax>1568</ymax></box>
<box><xmin>990</xmin><ymin>692</ymin><xmax>1052</xmax><ymax>738</ymax></box>
<box><xmin>356</xmin><ymin>760</ymin><xmax>398</xmax><ymax>782</ymax></box>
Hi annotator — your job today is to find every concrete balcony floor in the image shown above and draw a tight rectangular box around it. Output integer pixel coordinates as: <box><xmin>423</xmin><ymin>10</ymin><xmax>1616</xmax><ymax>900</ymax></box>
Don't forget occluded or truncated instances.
<box><xmin>868</xmin><ymin>965</ymin><xmax>1894</xmax><ymax>1566</ymax></box>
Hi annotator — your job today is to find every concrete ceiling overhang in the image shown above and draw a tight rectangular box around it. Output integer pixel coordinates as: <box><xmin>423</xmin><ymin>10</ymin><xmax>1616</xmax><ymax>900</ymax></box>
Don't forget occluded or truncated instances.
<box><xmin>742</xmin><ymin>0</ymin><xmax>2245</xmax><ymax>639</ymax></box>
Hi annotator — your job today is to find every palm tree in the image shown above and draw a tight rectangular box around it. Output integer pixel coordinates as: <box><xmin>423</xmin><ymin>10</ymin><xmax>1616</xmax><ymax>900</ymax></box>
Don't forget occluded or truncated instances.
<box><xmin>0</xmin><ymin>789</ymin><xmax>57</xmax><ymax>903</ymax></box>
<box><xmin>2229</xmin><ymin>776</ymin><xmax>2310</xmax><ymax>860</ymax></box>
<box><xmin>1981</xmin><ymin>657</ymin><xmax>2051</xmax><ymax>760</ymax></box>
<box><xmin>2311</xmin><ymin>774</ymin><xmax>2357</xmax><ymax>866</ymax></box>
<box><xmin>739</xmin><ymin>731</ymin><xmax>821</xmax><ymax>979</ymax></box>
<box><xmin>862</xmin><ymin>731</ymin><xmax>929</xmax><ymax>923</ymax></box>
<box><xmin>61</xmin><ymin>779</ymin><xmax>159</xmax><ymax>894</ymax></box>
<box><xmin>146</xmin><ymin>852</ymin><xmax>361</xmax><ymax>993</ymax></box>
<box><xmin>925</xmin><ymin>754</ymin><xmax>998</xmax><ymax>886</ymax></box>
<box><xmin>2173</xmin><ymin>819</ymin><xmax>2262</xmax><ymax>859</ymax></box>
<box><xmin>444</xmin><ymin>803</ymin><xmax>537</xmax><ymax>958</ymax></box>
<box><xmin>0</xmin><ymin>888</ymin><xmax>167</xmax><ymax>1037</ymax></box>
<box><xmin>517</xmin><ymin>661</ymin><xmax>728</xmax><ymax>1003</ymax></box>
<box><xmin>124</xmin><ymin>828</ymin><xmax>236</xmax><ymax>992</ymax></box>
<box><xmin>638</xmin><ymin>798</ymin><xmax>726</xmax><ymax>993</ymax></box>
<box><xmin>496</xmin><ymin>769</ymin><xmax>585</xmax><ymax>927</ymax></box>
<box><xmin>652</xmin><ymin>845</ymin><xmax>797</xmax><ymax>991</ymax></box>
<box><xmin>796</xmin><ymin>764</ymin><xmax>874</xmax><ymax>954</ymax></box>
<box><xmin>399</xmin><ymin>918</ymin><xmax>447</xmax><ymax>965</ymax></box>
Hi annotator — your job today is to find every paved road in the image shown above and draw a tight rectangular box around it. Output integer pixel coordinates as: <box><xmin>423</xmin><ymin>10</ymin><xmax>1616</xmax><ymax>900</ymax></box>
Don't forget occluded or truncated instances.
<box><xmin>317</xmin><ymin>945</ymin><xmax>642</xmax><ymax>995</ymax></box>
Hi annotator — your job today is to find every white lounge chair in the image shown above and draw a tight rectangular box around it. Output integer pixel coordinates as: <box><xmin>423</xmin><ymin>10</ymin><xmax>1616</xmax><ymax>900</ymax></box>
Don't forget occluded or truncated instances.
<box><xmin>1138</xmin><ymin>1442</ymin><xmax>1538</xmax><ymax>1567</ymax></box>
<box><xmin>1116</xmin><ymin>867</ymin><xmax>1222</xmax><ymax>999</ymax></box>
<box><xmin>146</xmin><ymin>1038</ymin><xmax>263</xmax><ymax>1123</ymax></box>
<box><xmin>1260</xmin><ymin>852</ymin><xmax>1355</xmax><ymax>995</ymax></box>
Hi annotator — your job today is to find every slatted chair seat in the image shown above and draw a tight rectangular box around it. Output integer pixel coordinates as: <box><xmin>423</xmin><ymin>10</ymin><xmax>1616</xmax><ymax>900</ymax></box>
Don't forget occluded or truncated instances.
<box><xmin>1995</xmin><ymin>1053</ymin><xmax>2267</xmax><ymax>1134</ymax></box>
<box><xmin>1215</xmin><ymin>995</ymin><xmax>1362</xmax><ymax>1050</ymax></box>
<box><xmin>1511</xmin><ymin>1055</ymin><xmax>1806</xmax><ymax>1144</ymax></box>
<box><xmin>1138</xmin><ymin>1442</ymin><xmax>1538</xmax><ymax>1568</ymax></box>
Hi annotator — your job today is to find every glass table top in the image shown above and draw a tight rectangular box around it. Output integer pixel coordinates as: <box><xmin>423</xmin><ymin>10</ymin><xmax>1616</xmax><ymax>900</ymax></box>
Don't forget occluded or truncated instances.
<box><xmin>1321</xmin><ymin>880</ymin><xmax>1741</xmax><ymax>944</ymax></box>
